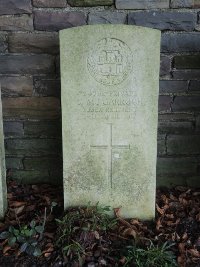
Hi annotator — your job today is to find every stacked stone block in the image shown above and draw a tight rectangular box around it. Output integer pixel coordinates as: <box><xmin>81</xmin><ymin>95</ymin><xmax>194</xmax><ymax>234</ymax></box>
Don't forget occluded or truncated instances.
<box><xmin>0</xmin><ymin>0</ymin><xmax>199</xmax><ymax>187</ymax></box>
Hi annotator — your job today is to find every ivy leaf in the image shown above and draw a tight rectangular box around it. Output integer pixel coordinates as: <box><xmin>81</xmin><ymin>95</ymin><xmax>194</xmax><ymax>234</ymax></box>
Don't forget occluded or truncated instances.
<box><xmin>17</xmin><ymin>236</ymin><xmax>26</xmax><ymax>243</ymax></box>
<box><xmin>33</xmin><ymin>247</ymin><xmax>42</xmax><ymax>257</ymax></box>
<box><xmin>30</xmin><ymin>220</ymin><xmax>36</xmax><ymax>228</ymax></box>
<box><xmin>24</xmin><ymin>229</ymin><xmax>31</xmax><ymax>237</ymax></box>
<box><xmin>26</xmin><ymin>244</ymin><xmax>35</xmax><ymax>255</ymax></box>
<box><xmin>8</xmin><ymin>226</ymin><xmax>15</xmax><ymax>233</ymax></box>
<box><xmin>29</xmin><ymin>229</ymin><xmax>36</xmax><ymax>236</ymax></box>
<box><xmin>35</xmin><ymin>226</ymin><xmax>44</xmax><ymax>234</ymax></box>
<box><xmin>8</xmin><ymin>236</ymin><xmax>16</xmax><ymax>246</ymax></box>
<box><xmin>13</xmin><ymin>229</ymin><xmax>19</xmax><ymax>236</ymax></box>
<box><xmin>30</xmin><ymin>241</ymin><xmax>38</xmax><ymax>247</ymax></box>
<box><xmin>0</xmin><ymin>231</ymin><xmax>10</xmax><ymax>239</ymax></box>
<box><xmin>20</xmin><ymin>242</ymin><xmax>28</xmax><ymax>252</ymax></box>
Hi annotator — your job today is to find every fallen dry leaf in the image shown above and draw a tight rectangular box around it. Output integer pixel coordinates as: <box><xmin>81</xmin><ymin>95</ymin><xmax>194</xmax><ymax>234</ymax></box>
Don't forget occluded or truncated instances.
<box><xmin>9</xmin><ymin>201</ymin><xmax>26</xmax><ymax>208</ymax></box>
<box><xmin>122</xmin><ymin>228</ymin><xmax>137</xmax><ymax>240</ymax></box>
<box><xmin>156</xmin><ymin>204</ymin><xmax>165</xmax><ymax>215</ymax></box>
<box><xmin>14</xmin><ymin>205</ymin><xmax>25</xmax><ymax>215</ymax></box>
<box><xmin>44</xmin><ymin>232</ymin><xmax>55</xmax><ymax>239</ymax></box>
<box><xmin>3</xmin><ymin>246</ymin><xmax>12</xmax><ymax>254</ymax></box>
<box><xmin>44</xmin><ymin>252</ymin><xmax>52</xmax><ymax>258</ymax></box>
<box><xmin>178</xmin><ymin>242</ymin><xmax>186</xmax><ymax>254</ymax></box>
<box><xmin>188</xmin><ymin>248</ymin><xmax>200</xmax><ymax>257</ymax></box>
<box><xmin>156</xmin><ymin>217</ymin><xmax>163</xmax><ymax>230</ymax></box>
<box><xmin>177</xmin><ymin>255</ymin><xmax>186</xmax><ymax>267</ymax></box>
<box><xmin>25</xmin><ymin>205</ymin><xmax>36</xmax><ymax>212</ymax></box>
<box><xmin>94</xmin><ymin>231</ymin><xmax>100</xmax><ymax>240</ymax></box>
<box><xmin>119</xmin><ymin>256</ymin><xmax>126</xmax><ymax>265</ymax></box>
<box><xmin>182</xmin><ymin>233</ymin><xmax>188</xmax><ymax>241</ymax></box>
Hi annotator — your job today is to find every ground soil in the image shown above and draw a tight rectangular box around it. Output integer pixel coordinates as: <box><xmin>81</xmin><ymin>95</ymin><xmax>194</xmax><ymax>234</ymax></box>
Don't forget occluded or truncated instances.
<box><xmin>0</xmin><ymin>180</ymin><xmax>199</xmax><ymax>266</ymax></box>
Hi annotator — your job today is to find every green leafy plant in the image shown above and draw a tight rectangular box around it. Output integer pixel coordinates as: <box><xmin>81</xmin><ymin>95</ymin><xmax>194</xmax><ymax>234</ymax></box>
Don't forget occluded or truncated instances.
<box><xmin>83</xmin><ymin>202</ymin><xmax>117</xmax><ymax>231</ymax></box>
<box><xmin>0</xmin><ymin>201</ymin><xmax>57</xmax><ymax>257</ymax></box>
<box><xmin>124</xmin><ymin>241</ymin><xmax>178</xmax><ymax>267</ymax></box>
<box><xmin>0</xmin><ymin>221</ymin><xmax>44</xmax><ymax>256</ymax></box>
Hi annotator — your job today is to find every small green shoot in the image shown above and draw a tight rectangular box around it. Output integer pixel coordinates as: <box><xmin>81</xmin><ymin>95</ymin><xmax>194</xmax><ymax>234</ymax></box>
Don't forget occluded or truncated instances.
<box><xmin>124</xmin><ymin>241</ymin><xmax>178</xmax><ymax>267</ymax></box>
<box><xmin>56</xmin><ymin>203</ymin><xmax>117</xmax><ymax>261</ymax></box>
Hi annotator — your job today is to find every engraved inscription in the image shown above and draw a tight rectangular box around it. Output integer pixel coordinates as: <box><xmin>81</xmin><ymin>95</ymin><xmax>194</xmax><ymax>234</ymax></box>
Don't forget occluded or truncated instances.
<box><xmin>78</xmin><ymin>88</ymin><xmax>141</xmax><ymax>120</ymax></box>
<box><xmin>87</xmin><ymin>38</ymin><xmax>132</xmax><ymax>86</ymax></box>
<box><xmin>90</xmin><ymin>123</ymin><xmax>130</xmax><ymax>188</ymax></box>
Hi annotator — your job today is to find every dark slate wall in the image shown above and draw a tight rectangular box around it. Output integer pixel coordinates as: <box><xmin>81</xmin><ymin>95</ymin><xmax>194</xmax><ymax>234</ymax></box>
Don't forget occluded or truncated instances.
<box><xmin>0</xmin><ymin>0</ymin><xmax>200</xmax><ymax>187</ymax></box>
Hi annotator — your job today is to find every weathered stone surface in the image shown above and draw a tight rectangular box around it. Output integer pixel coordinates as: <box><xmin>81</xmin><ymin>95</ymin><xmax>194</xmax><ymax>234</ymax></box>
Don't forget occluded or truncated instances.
<box><xmin>159</xmin><ymin>113</ymin><xmax>194</xmax><ymax>121</ymax></box>
<box><xmin>0</xmin><ymin>55</ymin><xmax>54</xmax><ymax>75</ymax></box>
<box><xmin>88</xmin><ymin>11</ymin><xmax>127</xmax><ymax>25</ymax></box>
<box><xmin>0</xmin><ymin>15</ymin><xmax>33</xmax><ymax>31</ymax></box>
<box><xmin>158</xmin><ymin>114</ymin><xmax>194</xmax><ymax>134</ymax></box>
<box><xmin>172</xmin><ymin>70</ymin><xmax>200</xmax><ymax>80</ymax></box>
<box><xmin>116</xmin><ymin>0</ymin><xmax>169</xmax><ymax>9</ymax></box>
<box><xmin>157</xmin><ymin>135</ymin><xmax>166</xmax><ymax>155</ymax></box>
<box><xmin>128</xmin><ymin>11</ymin><xmax>195</xmax><ymax>31</ymax></box>
<box><xmin>157</xmin><ymin>157</ymin><xmax>197</xmax><ymax>176</ymax></box>
<box><xmin>10</xmin><ymin>170</ymin><xmax>51</xmax><ymax>184</ymax></box>
<box><xmin>8</xmin><ymin>32</ymin><xmax>59</xmax><ymax>54</ymax></box>
<box><xmin>6</xmin><ymin>157</ymin><xmax>23</xmax><ymax>170</ymax></box>
<box><xmin>189</xmin><ymin>80</ymin><xmax>200</xmax><ymax>92</ymax></box>
<box><xmin>33</xmin><ymin>77</ymin><xmax>60</xmax><ymax>97</ymax></box>
<box><xmin>33</xmin><ymin>0</ymin><xmax>66</xmax><ymax>7</ymax></box>
<box><xmin>4</xmin><ymin>122</ymin><xmax>24</xmax><ymax>137</ymax></box>
<box><xmin>60</xmin><ymin>25</ymin><xmax>160</xmax><ymax>219</ymax></box>
<box><xmin>170</xmin><ymin>0</ymin><xmax>193</xmax><ymax>8</ymax></box>
<box><xmin>24</xmin><ymin>157</ymin><xmax>62</xmax><ymax>170</ymax></box>
<box><xmin>157</xmin><ymin>176</ymin><xmax>187</xmax><ymax>187</ymax></box>
<box><xmin>5</xmin><ymin>139</ymin><xmax>61</xmax><ymax>156</ymax></box>
<box><xmin>0</xmin><ymin>76</ymin><xmax>33</xmax><ymax>97</ymax></box>
<box><xmin>197</xmin><ymin>13</ymin><xmax>200</xmax><ymax>28</ymax></box>
<box><xmin>160</xmin><ymin>55</ymin><xmax>171</xmax><ymax>77</ymax></box>
<box><xmin>172</xmin><ymin>96</ymin><xmax>200</xmax><ymax>111</ymax></box>
<box><xmin>167</xmin><ymin>135</ymin><xmax>200</xmax><ymax>155</ymax></box>
<box><xmin>158</xmin><ymin>96</ymin><xmax>172</xmax><ymax>112</ymax></box>
<box><xmin>34</xmin><ymin>11</ymin><xmax>86</xmax><ymax>31</ymax></box>
<box><xmin>159</xmin><ymin>120</ymin><xmax>193</xmax><ymax>134</ymax></box>
<box><xmin>0</xmin><ymin>0</ymin><xmax>32</xmax><ymax>15</ymax></box>
<box><xmin>49</xmin><ymin>168</ymin><xmax>62</xmax><ymax>183</ymax></box>
<box><xmin>68</xmin><ymin>0</ymin><xmax>114</xmax><ymax>6</ymax></box>
<box><xmin>55</xmin><ymin>56</ymin><xmax>60</xmax><ymax>75</ymax></box>
<box><xmin>161</xmin><ymin>33</ymin><xmax>200</xmax><ymax>53</ymax></box>
<box><xmin>171</xmin><ymin>0</ymin><xmax>200</xmax><ymax>8</ymax></box>
<box><xmin>13</xmin><ymin>170</ymin><xmax>62</xmax><ymax>184</ymax></box>
<box><xmin>24</xmin><ymin>121</ymin><xmax>61</xmax><ymax>138</ymax></box>
<box><xmin>159</xmin><ymin>80</ymin><xmax>188</xmax><ymax>94</ymax></box>
<box><xmin>186</xmin><ymin>176</ymin><xmax>200</xmax><ymax>187</ymax></box>
<box><xmin>0</xmin><ymin>33</ymin><xmax>7</xmax><ymax>53</ymax></box>
<box><xmin>2</xmin><ymin>97</ymin><xmax>60</xmax><ymax>119</ymax></box>
<box><xmin>0</xmin><ymin>86</ymin><xmax>7</xmax><ymax>219</ymax></box>
<box><xmin>174</xmin><ymin>55</ymin><xmax>200</xmax><ymax>69</ymax></box>
<box><xmin>196</xmin><ymin>115</ymin><xmax>200</xmax><ymax>131</ymax></box>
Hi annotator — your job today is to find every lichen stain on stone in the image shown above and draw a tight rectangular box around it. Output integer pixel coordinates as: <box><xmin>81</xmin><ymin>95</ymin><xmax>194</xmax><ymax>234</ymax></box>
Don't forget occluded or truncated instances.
<box><xmin>64</xmin><ymin>151</ymin><xmax>106</xmax><ymax>191</ymax></box>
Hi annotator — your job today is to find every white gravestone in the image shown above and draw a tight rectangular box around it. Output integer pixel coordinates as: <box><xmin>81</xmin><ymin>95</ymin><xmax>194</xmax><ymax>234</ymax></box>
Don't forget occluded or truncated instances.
<box><xmin>0</xmin><ymin>86</ymin><xmax>7</xmax><ymax>219</ymax></box>
<box><xmin>60</xmin><ymin>25</ymin><xmax>161</xmax><ymax>219</ymax></box>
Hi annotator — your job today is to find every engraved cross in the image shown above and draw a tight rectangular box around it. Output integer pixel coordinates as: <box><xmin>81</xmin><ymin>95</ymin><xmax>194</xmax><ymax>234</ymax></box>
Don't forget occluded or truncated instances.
<box><xmin>90</xmin><ymin>123</ymin><xmax>130</xmax><ymax>188</ymax></box>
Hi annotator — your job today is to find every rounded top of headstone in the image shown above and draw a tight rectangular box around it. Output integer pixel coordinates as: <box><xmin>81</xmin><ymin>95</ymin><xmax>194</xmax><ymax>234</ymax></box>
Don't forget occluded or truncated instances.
<box><xmin>59</xmin><ymin>24</ymin><xmax>161</xmax><ymax>35</ymax></box>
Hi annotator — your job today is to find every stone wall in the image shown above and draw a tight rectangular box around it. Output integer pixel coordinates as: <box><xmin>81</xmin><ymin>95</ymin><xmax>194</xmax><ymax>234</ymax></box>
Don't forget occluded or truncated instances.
<box><xmin>0</xmin><ymin>0</ymin><xmax>200</xmax><ymax>187</ymax></box>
